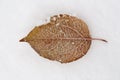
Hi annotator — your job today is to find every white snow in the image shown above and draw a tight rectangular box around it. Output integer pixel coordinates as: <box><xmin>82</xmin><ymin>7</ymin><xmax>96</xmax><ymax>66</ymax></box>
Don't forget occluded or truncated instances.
<box><xmin>0</xmin><ymin>0</ymin><xmax>120</xmax><ymax>80</ymax></box>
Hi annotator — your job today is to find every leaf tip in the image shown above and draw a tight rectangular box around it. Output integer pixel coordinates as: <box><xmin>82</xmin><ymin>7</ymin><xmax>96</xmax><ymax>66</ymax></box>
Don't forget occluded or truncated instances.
<box><xmin>19</xmin><ymin>37</ymin><xmax>27</xmax><ymax>42</ymax></box>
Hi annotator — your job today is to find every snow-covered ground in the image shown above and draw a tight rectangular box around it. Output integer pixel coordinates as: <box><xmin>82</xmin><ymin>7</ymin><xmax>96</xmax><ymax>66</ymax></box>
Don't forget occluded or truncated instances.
<box><xmin>0</xmin><ymin>0</ymin><xmax>120</xmax><ymax>80</ymax></box>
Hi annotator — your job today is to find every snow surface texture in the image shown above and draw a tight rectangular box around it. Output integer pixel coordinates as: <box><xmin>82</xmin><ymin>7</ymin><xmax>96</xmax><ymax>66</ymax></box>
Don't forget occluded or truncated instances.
<box><xmin>0</xmin><ymin>0</ymin><xmax>120</xmax><ymax>80</ymax></box>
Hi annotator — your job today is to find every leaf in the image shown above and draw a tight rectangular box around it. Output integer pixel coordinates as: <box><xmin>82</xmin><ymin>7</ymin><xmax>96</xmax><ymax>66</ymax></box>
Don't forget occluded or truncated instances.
<box><xmin>20</xmin><ymin>14</ymin><xmax>107</xmax><ymax>63</ymax></box>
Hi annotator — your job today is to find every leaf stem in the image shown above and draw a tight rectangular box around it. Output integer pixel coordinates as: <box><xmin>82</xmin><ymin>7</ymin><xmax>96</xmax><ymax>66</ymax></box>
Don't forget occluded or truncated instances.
<box><xmin>90</xmin><ymin>38</ymin><xmax>107</xmax><ymax>42</ymax></box>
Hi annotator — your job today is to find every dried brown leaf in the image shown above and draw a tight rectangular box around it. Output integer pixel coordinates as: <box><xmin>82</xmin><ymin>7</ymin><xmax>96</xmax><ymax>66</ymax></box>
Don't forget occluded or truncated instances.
<box><xmin>20</xmin><ymin>14</ymin><xmax>107</xmax><ymax>63</ymax></box>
